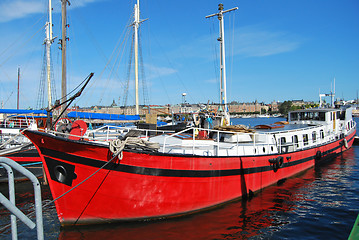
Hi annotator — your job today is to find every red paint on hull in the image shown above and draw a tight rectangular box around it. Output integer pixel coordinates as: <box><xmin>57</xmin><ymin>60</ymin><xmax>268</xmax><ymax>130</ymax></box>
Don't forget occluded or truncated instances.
<box><xmin>23</xmin><ymin>129</ymin><xmax>356</xmax><ymax>226</ymax></box>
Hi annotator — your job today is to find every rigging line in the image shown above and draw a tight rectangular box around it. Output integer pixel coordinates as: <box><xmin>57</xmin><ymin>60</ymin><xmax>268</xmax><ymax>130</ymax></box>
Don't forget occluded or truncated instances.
<box><xmin>0</xmin><ymin>151</ymin><xmax>121</xmax><ymax>232</ymax></box>
<box><xmin>36</xmin><ymin>45</ymin><xmax>47</xmax><ymax>109</ymax></box>
<box><xmin>228</xmin><ymin>13</ymin><xmax>236</xmax><ymax>103</ymax></box>
<box><xmin>123</xmin><ymin>32</ymin><xmax>135</xmax><ymax>107</ymax></box>
<box><xmin>0</xmin><ymin>19</ymin><xmax>46</xmax><ymax>70</ymax></box>
<box><xmin>42</xmin><ymin>152</ymin><xmax>120</xmax><ymax>211</ymax></box>
<box><xmin>142</xmin><ymin>19</ymin><xmax>172</xmax><ymax>105</ymax></box>
<box><xmin>150</xmin><ymin>32</ymin><xmax>195</xmax><ymax>103</ymax></box>
<box><xmin>78</xmin><ymin>29</ymin><xmax>131</xmax><ymax>107</ymax></box>
<box><xmin>77</xmin><ymin>14</ymin><xmax>134</xmax><ymax>107</ymax></box>
<box><xmin>97</xmin><ymin>27</ymin><xmax>132</xmax><ymax>106</ymax></box>
<box><xmin>209</xmin><ymin>19</ymin><xmax>220</xmax><ymax>102</ymax></box>
<box><xmin>0</xmin><ymin>14</ymin><xmax>46</xmax><ymax>59</ymax></box>
<box><xmin>98</xmin><ymin>24</ymin><xmax>133</xmax><ymax>106</ymax></box>
<box><xmin>139</xmin><ymin>33</ymin><xmax>149</xmax><ymax>106</ymax></box>
<box><xmin>3</xmin><ymin>92</ymin><xmax>14</xmax><ymax>107</ymax></box>
<box><xmin>74</xmin><ymin>164</ymin><xmax>114</xmax><ymax>225</ymax></box>
<box><xmin>56</xmin><ymin>74</ymin><xmax>91</xmax><ymax>104</ymax></box>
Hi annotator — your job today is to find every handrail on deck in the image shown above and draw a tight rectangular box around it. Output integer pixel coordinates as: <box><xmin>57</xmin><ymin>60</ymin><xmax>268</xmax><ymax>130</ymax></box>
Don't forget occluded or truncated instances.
<box><xmin>159</xmin><ymin>123</ymin><xmax>348</xmax><ymax>156</ymax></box>
<box><xmin>0</xmin><ymin>157</ymin><xmax>44</xmax><ymax>240</ymax></box>
<box><xmin>162</xmin><ymin>127</ymin><xmax>260</xmax><ymax>155</ymax></box>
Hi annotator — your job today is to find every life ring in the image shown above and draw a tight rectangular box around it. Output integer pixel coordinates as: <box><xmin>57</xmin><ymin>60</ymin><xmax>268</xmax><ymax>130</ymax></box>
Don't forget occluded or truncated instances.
<box><xmin>268</xmin><ymin>156</ymin><xmax>284</xmax><ymax>171</ymax></box>
<box><xmin>277</xmin><ymin>156</ymin><xmax>284</xmax><ymax>168</ymax></box>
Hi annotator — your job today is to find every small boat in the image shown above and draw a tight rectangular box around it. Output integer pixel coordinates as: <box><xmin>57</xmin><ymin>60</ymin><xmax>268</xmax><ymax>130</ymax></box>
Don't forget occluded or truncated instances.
<box><xmin>0</xmin><ymin>109</ymin><xmax>48</xmax><ymax>181</ymax></box>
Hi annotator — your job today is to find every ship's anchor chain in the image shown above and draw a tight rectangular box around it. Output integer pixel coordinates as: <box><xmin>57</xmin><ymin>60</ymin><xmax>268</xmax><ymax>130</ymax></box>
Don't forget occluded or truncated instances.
<box><xmin>109</xmin><ymin>137</ymin><xmax>160</xmax><ymax>160</ymax></box>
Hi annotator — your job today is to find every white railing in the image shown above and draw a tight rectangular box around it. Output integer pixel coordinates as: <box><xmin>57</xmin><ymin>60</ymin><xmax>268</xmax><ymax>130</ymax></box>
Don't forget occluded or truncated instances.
<box><xmin>47</xmin><ymin>125</ymin><xmax>174</xmax><ymax>143</ymax></box>
<box><xmin>161</xmin><ymin>127</ymin><xmax>279</xmax><ymax>156</ymax></box>
<box><xmin>159</xmin><ymin>123</ymin><xmax>349</xmax><ymax>156</ymax></box>
<box><xmin>1</xmin><ymin>116</ymin><xmax>37</xmax><ymax>129</ymax></box>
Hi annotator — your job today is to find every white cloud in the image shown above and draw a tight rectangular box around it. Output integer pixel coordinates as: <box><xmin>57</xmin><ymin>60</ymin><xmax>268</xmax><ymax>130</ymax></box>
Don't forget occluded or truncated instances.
<box><xmin>145</xmin><ymin>64</ymin><xmax>177</xmax><ymax>80</ymax></box>
<box><xmin>0</xmin><ymin>0</ymin><xmax>44</xmax><ymax>23</ymax></box>
<box><xmin>205</xmin><ymin>78</ymin><xmax>217</xmax><ymax>84</ymax></box>
<box><xmin>0</xmin><ymin>0</ymin><xmax>106</xmax><ymax>23</ymax></box>
<box><xmin>235</xmin><ymin>26</ymin><xmax>302</xmax><ymax>57</ymax></box>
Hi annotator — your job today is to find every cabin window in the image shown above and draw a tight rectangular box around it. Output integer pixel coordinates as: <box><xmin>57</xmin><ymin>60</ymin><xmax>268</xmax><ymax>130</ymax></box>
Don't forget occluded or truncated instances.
<box><xmin>292</xmin><ymin>135</ymin><xmax>299</xmax><ymax>148</ymax></box>
<box><xmin>339</xmin><ymin>111</ymin><xmax>345</xmax><ymax>120</ymax></box>
<box><xmin>312</xmin><ymin>131</ymin><xmax>317</xmax><ymax>143</ymax></box>
<box><xmin>303</xmin><ymin>134</ymin><xmax>308</xmax><ymax>146</ymax></box>
<box><xmin>290</xmin><ymin>112</ymin><xmax>298</xmax><ymax>121</ymax></box>
<box><xmin>280</xmin><ymin>137</ymin><xmax>288</xmax><ymax>153</ymax></box>
<box><xmin>320</xmin><ymin>130</ymin><xmax>324</xmax><ymax>139</ymax></box>
<box><xmin>348</xmin><ymin>122</ymin><xmax>350</xmax><ymax>130</ymax></box>
<box><xmin>319</xmin><ymin>112</ymin><xmax>325</xmax><ymax>121</ymax></box>
<box><xmin>313</xmin><ymin>112</ymin><xmax>319</xmax><ymax>120</ymax></box>
<box><xmin>308</xmin><ymin>112</ymin><xmax>314</xmax><ymax>120</ymax></box>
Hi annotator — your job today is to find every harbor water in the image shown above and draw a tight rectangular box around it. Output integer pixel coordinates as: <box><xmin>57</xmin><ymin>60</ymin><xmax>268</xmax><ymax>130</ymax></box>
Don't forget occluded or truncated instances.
<box><xmin>0</xmin><ymin>117</ymin><xmax>358</xmax><ymax>239</ymax></box>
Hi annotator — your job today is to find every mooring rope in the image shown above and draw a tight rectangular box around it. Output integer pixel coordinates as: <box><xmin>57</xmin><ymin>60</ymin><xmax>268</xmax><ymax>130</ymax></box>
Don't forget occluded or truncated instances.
<box><xmin>0</xmin><ymin>147</ymin><xmax>122</xmax><ymax>232</ymax></box>
<box><xmin>0</xmin><ymin>136</ymin><xmax>161</xmax><ymax>231</ymax></box>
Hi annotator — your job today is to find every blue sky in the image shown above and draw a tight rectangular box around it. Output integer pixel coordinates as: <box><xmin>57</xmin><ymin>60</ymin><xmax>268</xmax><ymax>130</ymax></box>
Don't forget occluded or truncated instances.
<box><xmin>0</xmin><ymin>0</ymin><xmax>358</xmax><ymax>109</ymax></box>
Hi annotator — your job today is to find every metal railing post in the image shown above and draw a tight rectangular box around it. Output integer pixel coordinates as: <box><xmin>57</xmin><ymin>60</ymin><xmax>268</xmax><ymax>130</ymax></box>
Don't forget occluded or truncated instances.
<box><xmin>0</xmin><ymin>157</ymin><xmax>44</xmax><ymax>240</ymax></box>
<box><xmin>0</xmin><ymin>163</ymin><xmax>17</xmax><ymax>240</ymax></box>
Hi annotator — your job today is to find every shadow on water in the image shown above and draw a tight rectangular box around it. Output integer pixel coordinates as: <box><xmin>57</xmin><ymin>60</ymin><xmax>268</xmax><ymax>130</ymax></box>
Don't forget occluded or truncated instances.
<box><xmin>1</xmin><ymin>142</ymin><xmax>358</xmax><ymax>239</ymax></box>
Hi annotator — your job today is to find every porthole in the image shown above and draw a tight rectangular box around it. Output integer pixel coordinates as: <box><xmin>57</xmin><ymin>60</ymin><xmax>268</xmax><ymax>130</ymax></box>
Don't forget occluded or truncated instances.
<box><xmin>55</xmin><ymin>165</ymin><xmax>67</xmax><ymax>183</ymax></box>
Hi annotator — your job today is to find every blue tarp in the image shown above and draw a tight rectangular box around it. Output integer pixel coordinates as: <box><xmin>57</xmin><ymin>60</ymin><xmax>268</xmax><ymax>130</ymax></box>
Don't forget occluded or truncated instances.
<box><xmin>67</xmin><ymin>111</ymin><xmax>140</xmax><ymax>121</ymax></box>
<box><xmin>0</xmin><ymin>109</ymin><xmax>47</xmax><ymax>115</ymax></box>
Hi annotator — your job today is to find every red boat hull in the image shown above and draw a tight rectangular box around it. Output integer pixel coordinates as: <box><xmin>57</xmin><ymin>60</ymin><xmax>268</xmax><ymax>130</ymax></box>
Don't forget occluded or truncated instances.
<box><xmin>23</xmin><ymin>129</ymin><xmax>356</xmax><ymax>226</ymax></box>
<box><xmin>2</xmin><ymin>147</ymin><xmax>40</xmax><ymax>163</ymax></box>
<box><xmin>0</xmin><ymin>147</ymin><xmax>42</xmax><ymax>182</ymax></box>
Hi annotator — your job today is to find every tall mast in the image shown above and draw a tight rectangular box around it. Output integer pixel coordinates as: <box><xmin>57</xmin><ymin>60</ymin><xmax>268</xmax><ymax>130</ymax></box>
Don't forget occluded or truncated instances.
<box><xmin>61</xmin><ymin>0</ymin><xmax>70</xmax><ymax>113</ymax></box>
<box><xmin>132</xmin><ymin>0</ymin><xmax>147</xmax><ymax>115</ymax></box>
<box><xmin>134</xmin><ymin>0</ymin><xmax>140</xmax><ymax>115</ymax></box>
<box><xmin>332</xmin><ymin>77</ymin><xmax>336</xmax><ymax>107</ymax></box>
<box><xmin>17</xmin><ymin>67</ymin><xmax>20</xmax><ymax>110</ymax></box>
<box><xmin>45</xmin><ymin>0</ymin><xmax>54</xmax><ymax>109</ymax></box>
<box><xmin>206</xmin><ymin>4</ymin><xmax>238</xmax><ymax>124</ymax></box>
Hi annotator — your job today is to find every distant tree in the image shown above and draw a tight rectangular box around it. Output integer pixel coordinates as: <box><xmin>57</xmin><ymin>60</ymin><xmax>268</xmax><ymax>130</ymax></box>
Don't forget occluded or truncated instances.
<box><xmin>278</xmin><ymin>101</ymin><xmax>293</xmax><ymax>116</ymax></box>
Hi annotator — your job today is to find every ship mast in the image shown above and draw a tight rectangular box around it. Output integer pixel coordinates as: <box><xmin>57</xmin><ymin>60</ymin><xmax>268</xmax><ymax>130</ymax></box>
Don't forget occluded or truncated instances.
<box><xmin>45</xmin><ymin>0</ymin><xmax>55</xmax><ymax>109</ymax></box>
<box><xmin>134</xmin><ymin>0</ymin><xmax>140</xmax><ymax>115</ymax></box>
<box><xmin>60</xmin><ymin>0</ymin><xmax>70</xmax><ymax>113</ymax></box>
<box><xmin>206</xmin><ymin>4</ymin><xmax>238</xmax><ymax>125</ymax></box>
<box><xmin>133</xmin><ymin>0</ymin><xmax>147</xmax><ymax>115</ymax></box>
<box><xmin>17</xmin><ymin>67</ymin><xmax>20</xmax><ymax>109</ymax></box>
